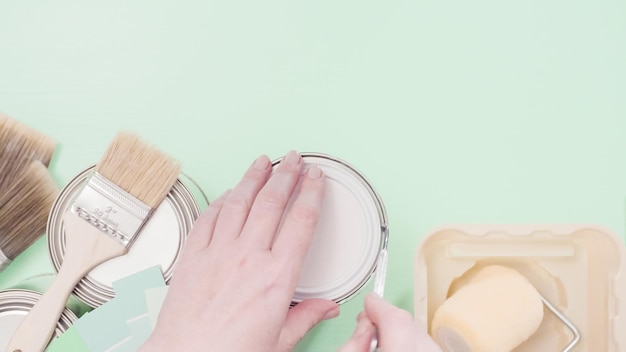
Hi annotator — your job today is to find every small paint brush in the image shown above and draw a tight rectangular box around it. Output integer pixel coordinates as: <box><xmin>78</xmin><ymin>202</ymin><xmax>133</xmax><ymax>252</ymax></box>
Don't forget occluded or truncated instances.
<box><xmin>7</xmin><ymin>131</ymin><xmax>181</xmax><ymax>352</ymax></box>
<box><xmin>0</xmin><ymin>161</ymin><xmax>58</xmax><ymax>272</ymax></box>
<box><xmin>0</xmin><ymin>113</ymin><xmax>56</xmax><ymax>191</ymax></box>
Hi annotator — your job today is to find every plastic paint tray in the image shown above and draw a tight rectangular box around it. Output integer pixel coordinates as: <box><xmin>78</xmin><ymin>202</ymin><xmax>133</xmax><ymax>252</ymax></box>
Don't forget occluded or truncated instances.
<box><xmin>414</xmin><ymin>225</ymin><xmax>626</xmax><ymax>351</ymax></box>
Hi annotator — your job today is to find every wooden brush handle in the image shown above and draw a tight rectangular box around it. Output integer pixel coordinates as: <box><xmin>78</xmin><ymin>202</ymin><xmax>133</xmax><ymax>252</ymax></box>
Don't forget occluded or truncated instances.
<box><xmin>7</xmin><ymin>211</ymin><xmax>128</xmax><ymax>352</ymax></box>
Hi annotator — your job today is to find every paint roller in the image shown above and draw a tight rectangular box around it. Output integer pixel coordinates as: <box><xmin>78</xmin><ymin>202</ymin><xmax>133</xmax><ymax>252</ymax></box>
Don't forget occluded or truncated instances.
<box><xmin>431</xmin><ymin>265</ymin><xmax>580</xmax><ymax>352</ymax></box>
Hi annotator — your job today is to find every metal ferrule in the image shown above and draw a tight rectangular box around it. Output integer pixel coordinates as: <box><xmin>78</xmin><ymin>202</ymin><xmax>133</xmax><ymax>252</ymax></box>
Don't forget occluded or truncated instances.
<box><xmin>0</xmin><ymin>249</ymin><xmax>10</xmax><ymax>272</ymax></box>
<box><xmin>70</xmin><ymin>172</ymin><xmax>151</xmax><ymax>247</ymax></box>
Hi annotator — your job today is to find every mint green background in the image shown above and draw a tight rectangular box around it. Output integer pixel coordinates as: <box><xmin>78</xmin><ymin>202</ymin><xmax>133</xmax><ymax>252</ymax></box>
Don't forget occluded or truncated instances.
<box><xmin>1</xmin><ymin>0</ymin><xmax>625</xmax><ymax>351</ymax></box>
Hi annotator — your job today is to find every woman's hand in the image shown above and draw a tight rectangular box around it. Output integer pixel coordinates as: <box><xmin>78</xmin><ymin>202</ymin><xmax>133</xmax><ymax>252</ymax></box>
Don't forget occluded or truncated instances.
<box><xmin>338</xmin><ymin>294</ymin><xmax>442</xmax><ymax>352</ymax></box>
<box><xmin>139</xmin><ymin>151</ymin><xmax>339</xmax><ymax>352</ymax></box>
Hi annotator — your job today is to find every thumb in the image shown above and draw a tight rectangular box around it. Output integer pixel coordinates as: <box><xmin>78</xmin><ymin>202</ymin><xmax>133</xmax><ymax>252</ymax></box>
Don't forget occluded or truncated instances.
<box><xmin>277</xmin><ymin>299</ymin><xmax>339</xmax><ymax>351</ymax></box>
<box><xmin>337</xmin><ymin>312</ymin><xmax>376</xmax><ymax>352</ymax></box>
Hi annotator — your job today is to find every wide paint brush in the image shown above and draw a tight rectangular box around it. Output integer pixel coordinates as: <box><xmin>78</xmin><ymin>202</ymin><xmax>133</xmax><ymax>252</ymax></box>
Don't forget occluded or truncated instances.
<box><xmin>0</xmin><ymin>113</ymin><xmax>56</xmax><ymax>191</ymax></box>
<box><xmin>7</xmin><ymin>132</ymin><xmax>180</xmax><ymax>352</ymax></box>
<box><xmin>0</xmin><ymin>161</ymin><xmax>58</xmax><ymax>272</ymax></box>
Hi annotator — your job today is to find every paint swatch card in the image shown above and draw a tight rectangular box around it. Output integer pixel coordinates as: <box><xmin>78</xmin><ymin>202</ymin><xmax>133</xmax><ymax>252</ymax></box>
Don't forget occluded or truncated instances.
<box><xmin>45</xmin><ymin>326</ymin><xmax>89</xmax><ymax>352</ymax></box>
<box><xmin>144</xmin><ymin>286</ymin><xmax>169</xmax><ymax>330</ymax></box>
<box><xmin>46</xmin><ymin>265</ymin><xmax>167</xmax><ymax>352</ymax></box>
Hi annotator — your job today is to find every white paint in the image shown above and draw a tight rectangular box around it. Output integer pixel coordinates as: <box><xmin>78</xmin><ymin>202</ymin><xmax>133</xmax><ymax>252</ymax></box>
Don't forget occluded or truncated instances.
<box><xmin>87</xmin><ymin>199</ymin><xmax>180</xmax><ymax>287</ymax></box>
<box><xmin>0</xmin><ymin>312</ymin><xmax>26</xmax><ymax>351</ymax></box>
<box><xmin>291</xmin><ymin>155</ymin><xmax>384</xmax><ymax>303</ymax></box>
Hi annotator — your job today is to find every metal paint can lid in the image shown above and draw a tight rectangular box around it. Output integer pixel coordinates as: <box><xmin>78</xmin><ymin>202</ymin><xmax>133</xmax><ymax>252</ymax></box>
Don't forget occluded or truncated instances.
<box><xmin>273</xmin><ymin>153</ymin><xmax>389</xmax><ymax>304</ymax></box>
<box><xmin>47</xmin><ymin>166</ymin><xmax>205</xmax><ymax>307</ymax></box>
<box><xmin>0</xmin><ymin>289</ymin><xmax>77</xmax><ymax>350</ymax></box>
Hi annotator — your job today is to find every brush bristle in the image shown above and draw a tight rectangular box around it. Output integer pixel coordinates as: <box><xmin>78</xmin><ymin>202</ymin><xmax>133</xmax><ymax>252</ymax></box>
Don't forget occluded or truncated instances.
<box><xmin>95</xmin><ymin>132</ymin><xmax>181</xmax><ymax>208</ymax></box>
<box><xmin>0</xmin><ymin>161</ymin><xmax>58</xmax><ymax>260</ymax></box>
<box><xmin>0</xmin><ymin>113</ymin><xmax>56</xmax><ymax>192</ymax></box>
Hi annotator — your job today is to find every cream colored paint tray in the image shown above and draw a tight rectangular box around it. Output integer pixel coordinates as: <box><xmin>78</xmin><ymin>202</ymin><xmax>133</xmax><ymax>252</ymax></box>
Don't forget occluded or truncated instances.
<box><xmin>414</xmin><ymin>225</ymin><xmax>626</xmax><ymax>351</ymax></box>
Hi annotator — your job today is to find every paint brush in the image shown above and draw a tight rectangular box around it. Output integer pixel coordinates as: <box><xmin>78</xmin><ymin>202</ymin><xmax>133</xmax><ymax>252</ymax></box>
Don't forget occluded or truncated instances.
<box><xmin>0</xmin><ymin>161</ymin><xmax>58</xmax><ymax>272</ymax></box>
<box><xmin>0</xmin><ymin>113</ymin><xmax>56</xmax><ymax>191</ymax></box>
<box><xmin>7</xmin><ymin>132</ymin><xmax>181</xmax><ymax>352</ymax></box>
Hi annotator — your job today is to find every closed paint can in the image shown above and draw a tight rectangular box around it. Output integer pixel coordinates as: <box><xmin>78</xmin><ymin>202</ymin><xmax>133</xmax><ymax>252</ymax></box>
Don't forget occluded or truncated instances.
<box><xmin>47</xmin><ymin>166</ymin><xmax>205</xmax><ymax>307</ymax></box>
<box><xmin>273</xmin><ymin>153</ymin><xmax>389</xmax><ymax>304</ymax></box>
<box><xmin>0</xmin><ymin>289</ymin><xmax>77</xmax><ymax>350</ymax></box>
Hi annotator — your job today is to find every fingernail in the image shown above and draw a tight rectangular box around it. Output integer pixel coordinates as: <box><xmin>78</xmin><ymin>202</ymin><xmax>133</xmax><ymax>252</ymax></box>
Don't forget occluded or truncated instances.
<box><xmin>253</xmin><ymin>155</ymin><xmax>270</xmax><ymax>170</ymax></box>
<box><xmin>307</xmin><ymin>165</ymin><xmax>322</xmax><ymax>179</ymax></box>
<box><xmin>367</xmin><ymin>293</ymin><xmax>382</xmax><ymax>301</ymax></box>
<box><xmin>323</xmin><ymin>307</ymin><xmax>340</xmax><ymax>320</ymax></box>
<box><xmin>283</xmin><ymin>150</ymin><xmax>300</xmax><ymax>165</ymax></box>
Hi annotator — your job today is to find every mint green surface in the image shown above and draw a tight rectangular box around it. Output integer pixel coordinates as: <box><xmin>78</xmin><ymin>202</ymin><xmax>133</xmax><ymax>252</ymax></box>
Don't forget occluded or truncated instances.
<box><xmin>1</xmin><ymin>0</ymin><xmax>625</xmax><ymax>351</ymax></box>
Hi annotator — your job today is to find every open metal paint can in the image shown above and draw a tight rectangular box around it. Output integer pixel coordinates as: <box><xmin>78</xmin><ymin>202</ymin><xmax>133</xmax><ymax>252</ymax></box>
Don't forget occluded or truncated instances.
<box><xmin>273</xmin><ymin>153</ymin><xmax>389</xmax><ymax>304</ymax></box>
<box><xmin>47</xmin><ymin>166</ymin><xmax>206</xmax><ymax>307</ymax></box>
<box><xmin>0</xmin><ymin>289</ymin><xmax>77</xmax><ymax>350</ymax></box>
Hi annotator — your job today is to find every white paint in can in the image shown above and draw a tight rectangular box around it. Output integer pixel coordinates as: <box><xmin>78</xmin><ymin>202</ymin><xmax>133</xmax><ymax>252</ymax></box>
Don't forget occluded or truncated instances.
<box><xmin>273</xmin><ymin>153</ymin><xmax>388</xmax><ymax>304</ymax></box>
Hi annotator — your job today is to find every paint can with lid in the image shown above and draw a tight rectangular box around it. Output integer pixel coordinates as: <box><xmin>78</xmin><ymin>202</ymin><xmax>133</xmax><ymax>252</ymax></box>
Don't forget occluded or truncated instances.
<box><xmin>0</xmin><ymin>289</ymin><xmax>77</xmax><ymax>351</ymax></box>
<box><xmin>273</xmin><ymin>153</ymin><xmax>389</xmax><ymax>305</ymax></box>
<box><xmin>47</xmin><ymin>166</ymin><xmax>207</xmax><ymax>307</ymax></box>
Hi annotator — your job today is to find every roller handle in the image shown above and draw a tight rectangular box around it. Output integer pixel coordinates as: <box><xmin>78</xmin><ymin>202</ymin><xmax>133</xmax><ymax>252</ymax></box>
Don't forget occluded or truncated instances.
<box><xmin>7</xmin><ymin>212</ymin><xmax>127</xmax><ymax>352</ymax></box>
